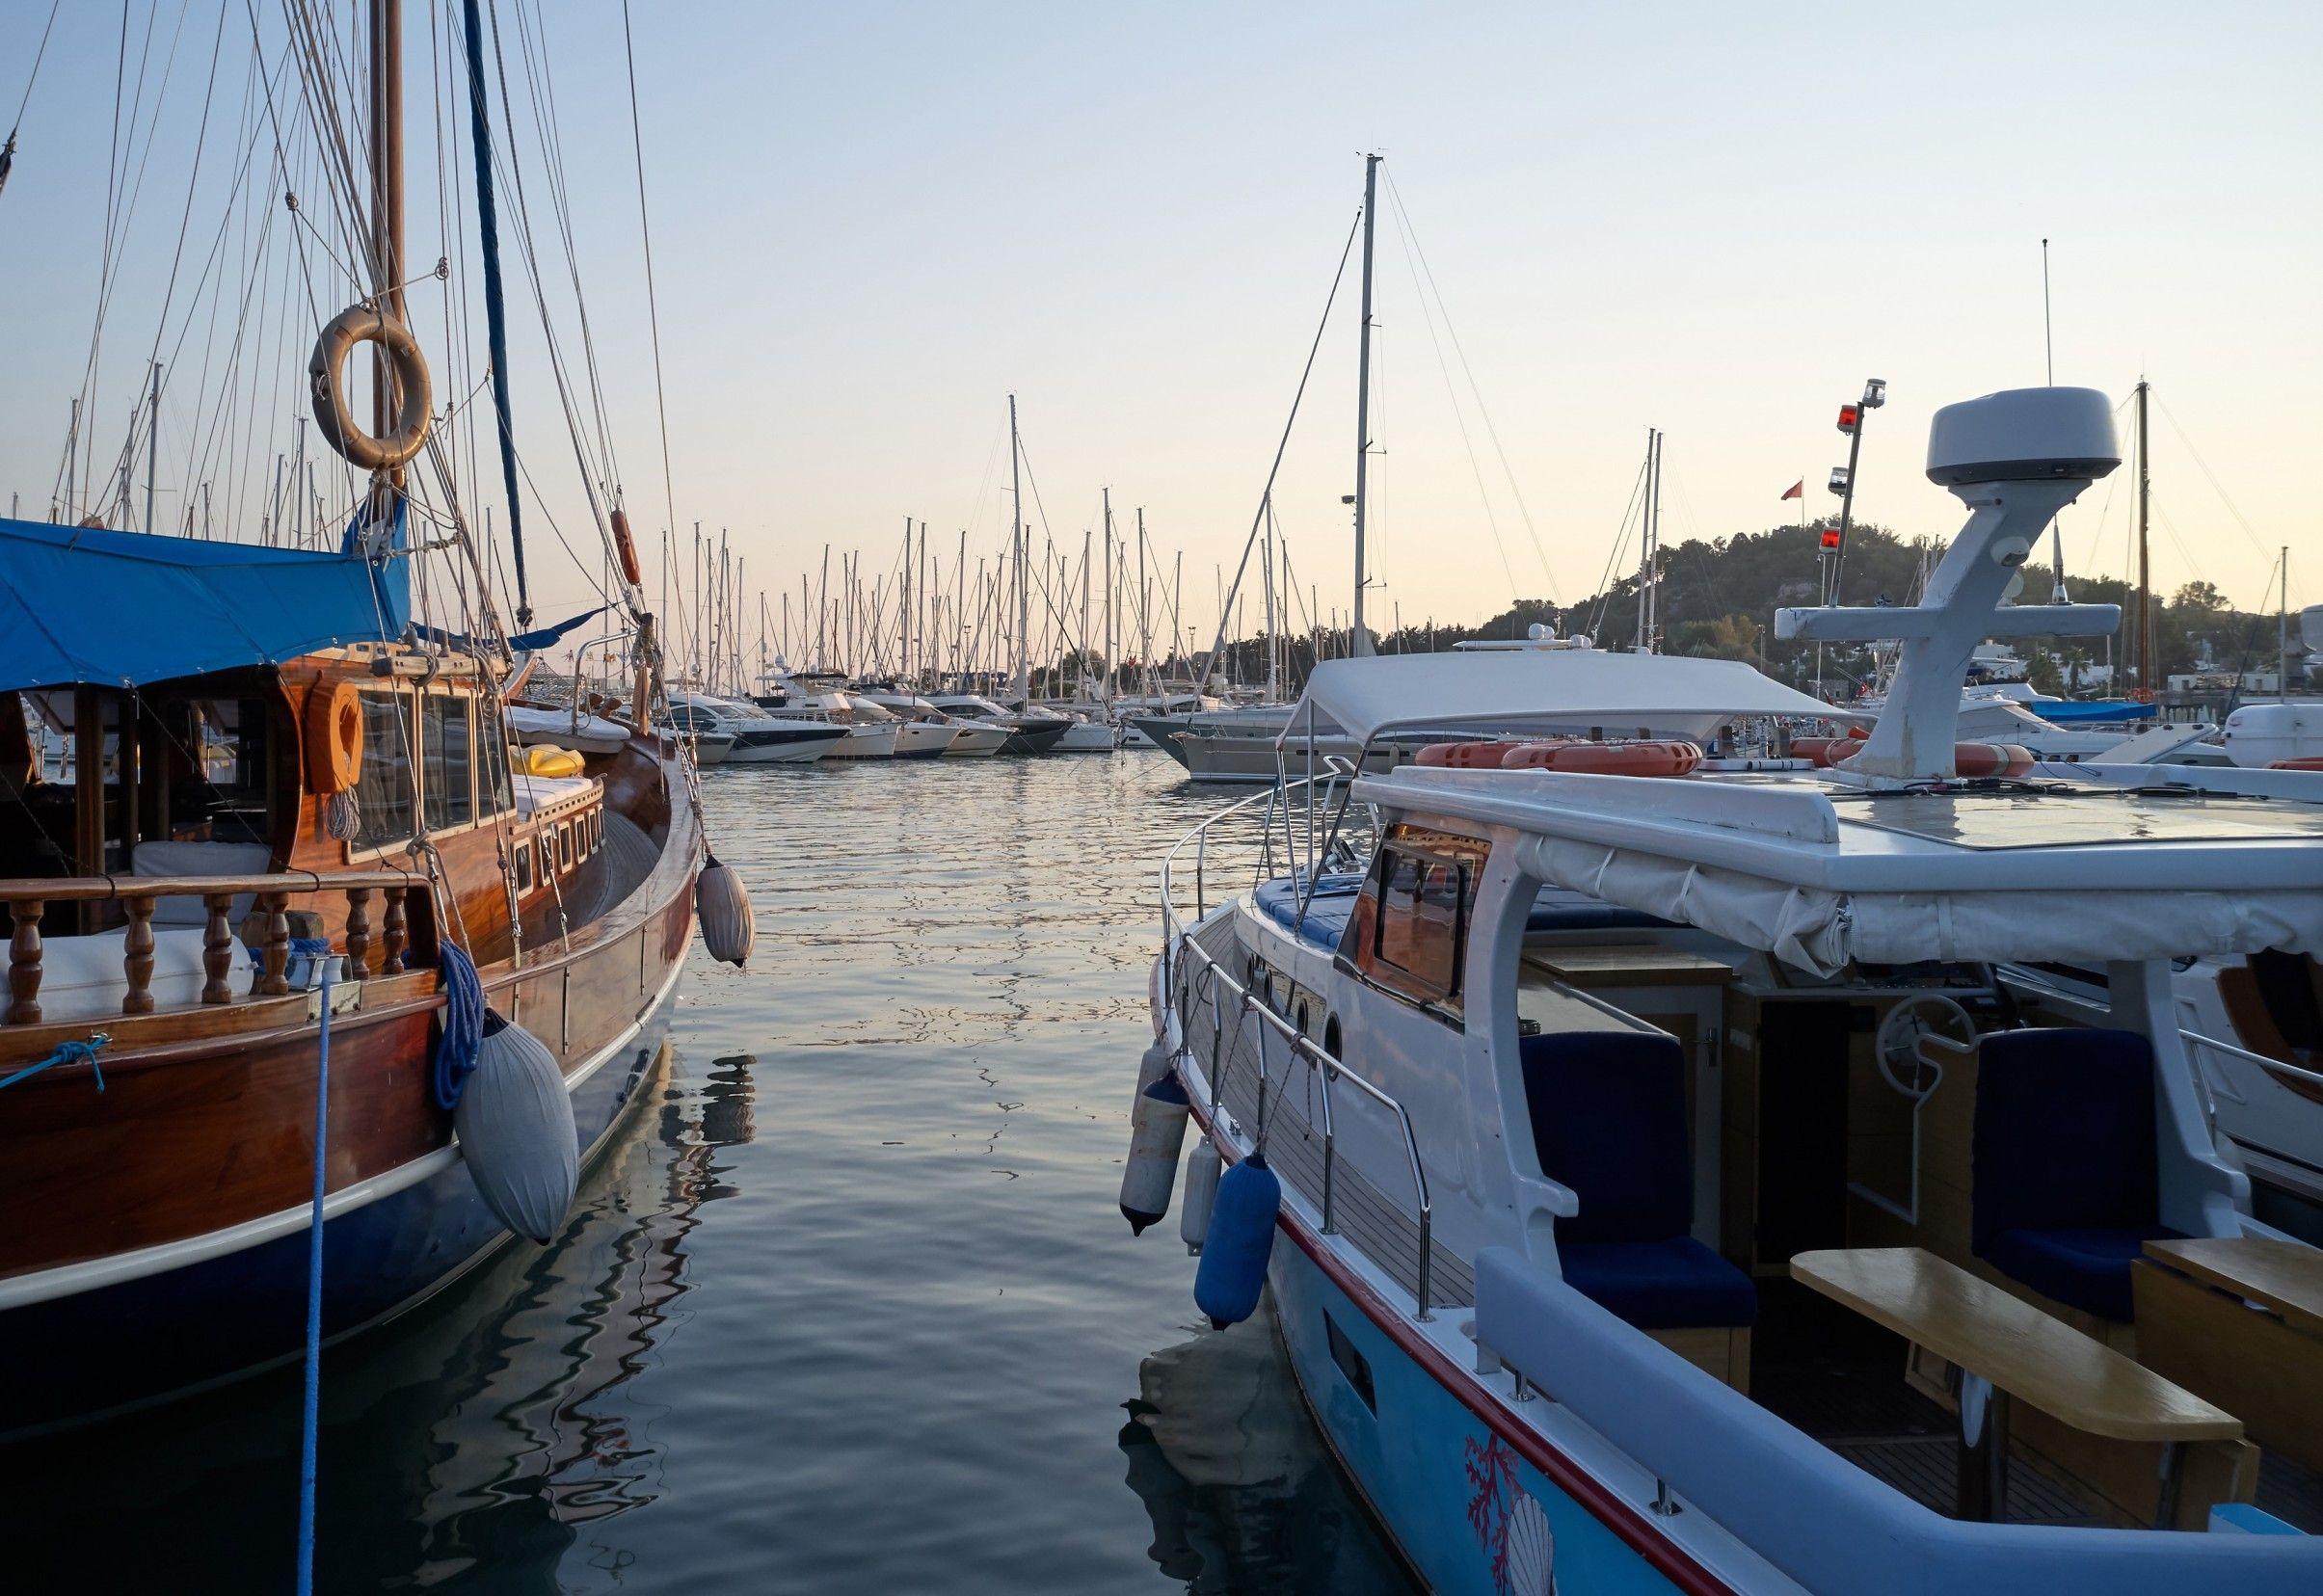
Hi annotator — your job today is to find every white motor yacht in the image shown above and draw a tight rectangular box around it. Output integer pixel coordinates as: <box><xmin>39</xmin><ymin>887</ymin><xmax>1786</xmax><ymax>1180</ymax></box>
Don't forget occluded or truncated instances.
<box><xmin>666</xmin><ymin>692</ymin><xmax>843</xmax><ymax>764</ymax></box>
<box><xmin>926</xmin><ymin>693</ymin><xmax>1069</xmax><ymax>757</ymax></box>
<box><xmin>1126</xmin><ymin>386</ymin><xmax>2323</xmax><ymax>1586</ymax></box>
<box><xmin>852</xmin><ymin>687</ymin><xmax>1002</xmax><ymax>757</ymax></box>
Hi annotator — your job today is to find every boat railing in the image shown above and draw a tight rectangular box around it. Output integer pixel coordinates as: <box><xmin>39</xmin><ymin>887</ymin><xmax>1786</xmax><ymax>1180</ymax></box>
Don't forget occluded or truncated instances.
<box><xmin>0</xmin><ymin>867</ymin><xmax>424</xmax><ymax>1026</ymax></box>
<box><xmin>2180</xmin><ymin>1026</ymin><xmax>2323</xmax><ymax>1109</ymax></box>
<box><xmin>1162</xmin><ymin>776</ymin><xmax>1439</xmax><ymax>1321</ymax></box>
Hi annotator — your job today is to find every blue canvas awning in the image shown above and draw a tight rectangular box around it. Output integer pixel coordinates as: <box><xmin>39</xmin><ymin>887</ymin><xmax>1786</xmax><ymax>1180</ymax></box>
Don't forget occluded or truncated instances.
<box><xmin>0</xmin><ymin>516</ymin><xmax>412</xmax><ymax>692</ymax></box>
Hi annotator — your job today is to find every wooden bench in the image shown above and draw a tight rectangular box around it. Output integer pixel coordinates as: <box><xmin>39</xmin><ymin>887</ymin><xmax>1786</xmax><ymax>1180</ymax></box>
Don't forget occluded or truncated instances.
<box><xmin>1794</xmin><ymin>1246</ymin><xmax>2247</xmax><ymax>1525</ymax></box>
<box><xmin>2136</xmin><ymin>1237</ymin><xmax>2323</xmax><ymax>1475</ymax></box>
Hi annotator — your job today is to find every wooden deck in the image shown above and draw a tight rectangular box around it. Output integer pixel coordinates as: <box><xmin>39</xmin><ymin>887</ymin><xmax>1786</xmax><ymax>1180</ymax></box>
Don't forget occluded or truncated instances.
<box><xmin>1178</xmin><ymin>916</ymin><xmax>1472</xmax><ymax>1312</ymax></box>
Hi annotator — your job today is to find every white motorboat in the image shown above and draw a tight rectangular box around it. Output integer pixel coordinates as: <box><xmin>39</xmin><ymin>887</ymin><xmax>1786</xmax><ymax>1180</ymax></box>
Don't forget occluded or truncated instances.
<box><xmin>1129</xmin><ymin>385</ymin><xmax>2323</xmax><ymax>1586</ymax></box>
<box><xmin>852</xmin><ymin>688</ymin><xmax>1000</xmax><ymax>757</ymax></box>
<box><xmin>927</xmin><ymin>693</ymin><xmax>1069</xmax><ymax>757</ymax></box>
<box><xmin>1051</xmin><ymin>714</ymin><xmax>1119</xmax><ymax>753</ymax></box>
<box><xmin>666</xmin><ymin>693</ymin><xmax>843</xmax><ymax>764</ymax></box>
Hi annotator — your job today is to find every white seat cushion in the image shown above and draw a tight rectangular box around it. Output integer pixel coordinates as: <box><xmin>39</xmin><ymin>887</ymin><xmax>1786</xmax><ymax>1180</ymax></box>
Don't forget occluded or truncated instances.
<box><xmin>131</xmin><ymin>839</ymin><xmax>272</xmax><ymax>926</ymax></box>
<box><xmin>36</xmin><ymin>924</ymin><xmax>253</xmax><ymax>1022</ymax></box>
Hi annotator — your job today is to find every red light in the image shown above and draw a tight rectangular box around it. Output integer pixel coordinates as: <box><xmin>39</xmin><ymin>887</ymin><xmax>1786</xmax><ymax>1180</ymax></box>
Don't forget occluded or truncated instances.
<box><xmin>1820</xmin><ymin>527</ymin><xmax>1842</xmax><ymax>550</ymax></box>
<box><xmin>1836</xmin><ymin>404</ymin><xmax>1860</xmax><ymax>434</ymax></box>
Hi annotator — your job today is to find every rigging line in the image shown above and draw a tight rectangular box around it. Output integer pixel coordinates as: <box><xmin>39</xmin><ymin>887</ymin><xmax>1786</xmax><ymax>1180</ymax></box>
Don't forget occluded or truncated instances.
<box><xmin>1380</xmin><ymin>173</ymin><xmax>1520</xmax><ymax>605</ymax></box>
<box><xmin>2151</xmin><ymin>393</ymin><xmax>2273</xmax><ymax>562</ymax></box>
<box><xmin>508</xmin><ymin>0</ymin><xmax>620</xmax><ymax>488</ymax></box>
<box><xmin>621</xmin><ymin>0</ymin><xmax>679</xmax><ymax>616</ymax></box>
<box><xmin>74</xmin><ymin>0</ymin><xmax>174</xmax><ymax>512</ymax></box>
<box><xmin>1381</xmin><ymin>166</ymin><xmax>1561</xmax><ymax>601</ymax></box>
<box><xmin>3</xmin><ymin>0</ymin><xmax>64</xmax><ymax>185</ymax></box>
<box><xmin>1194</xmin><ymin>204</ymin><xmax>1366</xmax><ymax>685</ymax></box>
<box><xmin>458</xmin><ymin>0</ymin><xmax>532</xmax><ymax>623</ymax></box>
<box><xmin>1587</xmin><ymin>451</ymin><xmax>1649</xmax><ymax>640</ymax></box>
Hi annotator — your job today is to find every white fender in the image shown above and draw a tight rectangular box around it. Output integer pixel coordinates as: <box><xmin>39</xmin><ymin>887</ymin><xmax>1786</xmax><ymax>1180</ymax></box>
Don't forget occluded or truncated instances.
<box><xmin>1118</xmin><ymin>1074</ymin><xmax>1189</xmax><ymax>1235</ymax></box>
<box><xmin>1179</xmin><ymin>1134</ymin><xmax>1221</xmax><ymax>1256</ymax></box>
<box><xmin>454</xmin><ymin>1014</ymin><xmax>579</xmax><ymax>1245</ymax></box>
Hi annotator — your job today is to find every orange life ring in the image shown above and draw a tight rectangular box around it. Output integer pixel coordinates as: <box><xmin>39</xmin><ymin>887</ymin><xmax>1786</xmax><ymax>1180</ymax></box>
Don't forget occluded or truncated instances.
<box><xmin>1824</xmin><ymin>739</ymin><xmax>2033</xmax><ymax>779</ymax></box>
<box><xmin>611</xmin><ymin>508</ymin><xmax>644</xmax><ymax>589</ymax></box>
<box><xmin>1415</xmin><ymin>739</ymin><xmax>1526</xmax><ymax>769</ymax></box>
<box><xmin>1500</xmin><ymin>739</ymin><xmax>1703</xmax><ymax>777</ymax></box>
<box><xmin>305</xmin><ymin>680</ymin><xmax>365</xmax><ymax>794</ymax></box>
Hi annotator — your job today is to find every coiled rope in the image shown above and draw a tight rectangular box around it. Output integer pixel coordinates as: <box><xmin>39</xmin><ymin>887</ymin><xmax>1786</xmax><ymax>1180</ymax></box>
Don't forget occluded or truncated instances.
<box><xmin>0</xmin><ymin>1033</ymin><xmax>108</xmax><ymax>1092</ymax></box>
<box><xmin>433</xmin><ymin>941</ymin><xmax>485</xmax><ymax>1110</ymax></box>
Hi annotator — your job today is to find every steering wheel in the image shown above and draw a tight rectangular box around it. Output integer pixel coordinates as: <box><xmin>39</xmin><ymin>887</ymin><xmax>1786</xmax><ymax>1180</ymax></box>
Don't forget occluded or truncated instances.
<box><xmin>1873</xmin><ymin>993</ymin><xmax>1976</xmax><ymax>1101</ymax></box>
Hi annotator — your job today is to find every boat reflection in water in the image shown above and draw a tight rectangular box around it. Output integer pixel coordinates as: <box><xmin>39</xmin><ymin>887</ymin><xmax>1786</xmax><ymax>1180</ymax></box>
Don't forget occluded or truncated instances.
<box><xmin>2</xmin><ymin>1043</ymin><xmax>759</xmax><ymax>1594</ymax></box>
<box><xmin>1119</xmin><ymin>1291</ymin><xmax>1413</xmax><ymax>1595</ymax></box>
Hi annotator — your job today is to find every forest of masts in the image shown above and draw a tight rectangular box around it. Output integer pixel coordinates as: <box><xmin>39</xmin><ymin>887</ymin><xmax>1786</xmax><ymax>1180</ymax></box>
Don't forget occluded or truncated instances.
<box><xmin>664</xmin><ymin>497</ymin><xmax>1385</xmax><ymax>705</ymax></box>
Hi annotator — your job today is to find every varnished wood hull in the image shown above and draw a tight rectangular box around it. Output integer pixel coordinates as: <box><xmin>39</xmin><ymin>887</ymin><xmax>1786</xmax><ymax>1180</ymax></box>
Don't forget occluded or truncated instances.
<box><xmin>0</xmin><ymin>739</ymin><xmax>703</xmax><ymax>1435</ymax></box>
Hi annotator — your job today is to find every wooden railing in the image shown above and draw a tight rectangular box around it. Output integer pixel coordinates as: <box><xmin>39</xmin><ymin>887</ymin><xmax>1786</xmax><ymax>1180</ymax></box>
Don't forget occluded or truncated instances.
<box><xmin>0</xmin><ymin>869</ymin><xmax>424</xmax><ymax>1025</ymax></box>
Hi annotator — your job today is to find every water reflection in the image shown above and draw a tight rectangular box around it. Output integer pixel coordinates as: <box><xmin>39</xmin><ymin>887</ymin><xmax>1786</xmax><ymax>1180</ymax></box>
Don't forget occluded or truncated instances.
<box><xmin>1120</xmin><ymin>1293</ymin><xmax>1410</xmax><ymax>1594</ymax></box>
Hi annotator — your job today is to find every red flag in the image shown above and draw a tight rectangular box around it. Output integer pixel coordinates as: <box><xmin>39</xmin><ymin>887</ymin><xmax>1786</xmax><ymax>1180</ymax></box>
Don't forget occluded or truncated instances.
<box><xmin>1780</xmin><ymin>479</ymin><xmax>1803</xmax><ymax>501</ymax></box>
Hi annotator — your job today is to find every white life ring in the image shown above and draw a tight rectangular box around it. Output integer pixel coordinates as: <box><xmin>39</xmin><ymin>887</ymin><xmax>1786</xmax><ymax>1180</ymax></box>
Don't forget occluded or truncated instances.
<box><xmin>309</xmin><ymin>305</ymin><xmax>433</xmax><ymax>471</ymax></box>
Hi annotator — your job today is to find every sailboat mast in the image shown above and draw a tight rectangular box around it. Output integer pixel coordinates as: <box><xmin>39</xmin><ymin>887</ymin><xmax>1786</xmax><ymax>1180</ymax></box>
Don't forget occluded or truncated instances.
<box><xmin>2135</xmin><ymin>378</ymin><xmax>2152</xmax><ymax>698</ymax></box>
<box><xmin>1096</xmin><ymin>488</ymin><xmax>1114</xmax><ymax>710</ymax></box>
<box><xmin>369</xmin><ymin>1</ymin><xmax>406</xmax><ymax>460</ymax></box>
<box><xmin>1350</xmin><ymin>152</ymin><xmax>1380</xmax><ymax>658</ymax></box>
<box><xmin>1010</xmin><ymin>394</ymin><xmax>1028</xmax><ymax>703</ymax></box>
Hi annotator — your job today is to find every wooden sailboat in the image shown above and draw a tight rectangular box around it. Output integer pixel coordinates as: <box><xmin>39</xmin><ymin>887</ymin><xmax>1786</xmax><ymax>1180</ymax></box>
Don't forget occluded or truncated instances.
<box><xmin>0</xmin><ymin>1</ymin><xmax>713</xmax><ymax>1432</ymax></box>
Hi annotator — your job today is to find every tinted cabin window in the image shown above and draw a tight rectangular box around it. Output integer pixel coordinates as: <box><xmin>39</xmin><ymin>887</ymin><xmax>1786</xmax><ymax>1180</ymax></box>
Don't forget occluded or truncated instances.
<box><xmin>424</xmin><ymin>696</ymin><xmax>475</xmax><ymax>831</ymax></box>
<box><xmin>180</xmin><ymin>697</ymin><xmax>270</xmax><ymax>842</ymax></box>
<box><xmin>355</xmin><ymin>691</ymin><xmax>415</xmax><ymax>843</ymax></box>
<box><xmin>1344</xmin><ymin>824</ymin><xmax>1488</xmax><ymax>1023</ymax></box>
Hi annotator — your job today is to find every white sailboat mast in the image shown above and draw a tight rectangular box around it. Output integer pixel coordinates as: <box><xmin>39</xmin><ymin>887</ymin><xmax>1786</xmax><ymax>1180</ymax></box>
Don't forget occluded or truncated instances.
<box><xmin>1010</xmin><ymin>394</ymin><xmax>1029</xmax><ymax>703</ymax></box>
<box><xmin>1350</xmin><ymin>152</ymin><xmax>1380</xmax><ymax>658</ymax></box>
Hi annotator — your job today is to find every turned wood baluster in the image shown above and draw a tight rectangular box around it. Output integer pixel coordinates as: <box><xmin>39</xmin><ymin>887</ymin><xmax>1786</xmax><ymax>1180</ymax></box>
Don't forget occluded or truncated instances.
<box><xmin>201</xmin><ymin>893</ymin><xmax>235</xmax><ymax>1004</ymax></box>
<box><xmin>258</xmin><ymin>891</ymin><xmax>291</xmax><ymax>997</ymax></box>
<box><xmin>121</xmin><ymin>894</ymin><xmax>156</xmax><ymax>1015</ymax></box>
<box><xmin>344</xmin><ymin>887</ymin><xmax>373</xmax><ymax>979</ymax></box>
<box><xmin>8</xmin><ymin>900</ymin><xmax>43</xmax><ymax>1025</ymax></box>
<box><xmin>382</xmin><ymin>886</ymin><xmax>409</xmax><ymax>974</ymax></box>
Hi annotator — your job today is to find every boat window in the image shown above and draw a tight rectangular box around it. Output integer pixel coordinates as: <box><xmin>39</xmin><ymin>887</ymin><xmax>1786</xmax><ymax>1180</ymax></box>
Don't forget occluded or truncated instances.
<box><xmin>173</xmin><ymin>696</ymin><xmax>271</xmax><ymax>842</ymax></box>
<box><xmin>1376</xmin><ymin>850</ymin><xmax>1464</xmax><ymax>997</ymax></box>
<box><xmin>424</xmin><ymin>695</ymin><xmax>475</xmax><ymax>832</ymax></box>
<box><xmin>354</xmin><ymin>690</ymin><xmax>416</xmax><ymax>844</ymax></box>
<box><xmin>558</xmin><ymin>824</ymin><xmax>572</xmax><ymax>869</ymax></box>
<box><xmin>1343</xmin><ymin>825</ymin><xmax>1488</xmax><ymax>1021</ymax></box>
<box><xmin>514</xmin><ymin>836</ymin><xmax>532</xmax><ymax>891</ymax></box>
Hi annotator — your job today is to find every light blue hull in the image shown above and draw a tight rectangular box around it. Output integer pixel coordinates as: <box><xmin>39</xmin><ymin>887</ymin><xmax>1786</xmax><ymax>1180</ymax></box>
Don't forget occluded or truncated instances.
<box><xmin>1270</xmin><ymin>1238</ymin><xmax>1684</xmax><ymax>1596</ymax></box>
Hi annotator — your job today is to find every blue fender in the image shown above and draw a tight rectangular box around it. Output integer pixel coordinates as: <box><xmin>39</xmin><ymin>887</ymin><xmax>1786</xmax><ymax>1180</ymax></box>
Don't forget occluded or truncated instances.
<box><xmin>1194</xmin><ymin>1154</ymin><xmax>1280</xmax><ymax>1329</ymax></box>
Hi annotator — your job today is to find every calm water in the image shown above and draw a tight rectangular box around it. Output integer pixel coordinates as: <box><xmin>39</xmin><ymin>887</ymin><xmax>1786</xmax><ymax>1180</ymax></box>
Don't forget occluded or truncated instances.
<box><xmin>11</xmin><ymin>754</ymin><xmax>1415</xmax><ymax>1594</ymax></box>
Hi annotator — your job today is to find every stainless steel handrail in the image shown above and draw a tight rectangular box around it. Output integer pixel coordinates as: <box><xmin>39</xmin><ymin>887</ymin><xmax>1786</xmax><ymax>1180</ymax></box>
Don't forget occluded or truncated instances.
<box><xmin>1160</xmin><ymin>780</ymin><xmax>1439</xmax><ymax>1321</ymax></box>
<box><xmin>2183</xmin><ymin>1028</ymin><xmax>2323</xmax><ymax>1092</ymax></box>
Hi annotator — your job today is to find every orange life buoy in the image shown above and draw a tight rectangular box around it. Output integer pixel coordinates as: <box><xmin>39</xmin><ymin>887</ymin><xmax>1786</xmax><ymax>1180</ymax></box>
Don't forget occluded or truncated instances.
<box><xmin>1824</xmin><ymin>739</ymin><xmax>2034</xmax><ymax>779</ymax></box>
<box><xmin>1415</xmin><ymin>739</ymin><xmax>1526</xmax><ymax>769</ymax></box>
<box><xmin>1788</xmin><ymin>736</ymin><xmax>1858</xmax><ymax>768</ymax></box>
<box><xmin>304</xmin><ymin>680</ymin><xmax>365</xmax><ymax>794</ymax></box>
<box><xmin>1500</xmin><ymin>739</ymin><xmax>1703</xmax><ymax>778</ymax></box>
<box><xmin>611</xmin><ymin>508</ymin><xmax>644</xmax><ymax>589</ymax></box>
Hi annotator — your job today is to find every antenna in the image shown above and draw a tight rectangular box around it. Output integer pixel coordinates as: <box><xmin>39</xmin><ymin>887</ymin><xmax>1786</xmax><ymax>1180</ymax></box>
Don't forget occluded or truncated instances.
<box><xmin>2041</xmin><ymin>238</ymin><xmax>2053</xmax><ymax>386</ymax></box>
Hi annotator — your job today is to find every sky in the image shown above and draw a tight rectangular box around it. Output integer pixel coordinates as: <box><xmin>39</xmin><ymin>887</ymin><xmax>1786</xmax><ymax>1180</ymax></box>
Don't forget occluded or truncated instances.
<box><xmin>2</xmin><ymin>1</ymin><xmax>2316</xmax><ymax>649</ymax></box>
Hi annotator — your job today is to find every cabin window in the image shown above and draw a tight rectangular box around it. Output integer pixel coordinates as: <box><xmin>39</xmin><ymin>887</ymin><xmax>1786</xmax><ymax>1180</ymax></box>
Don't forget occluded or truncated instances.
<box><xmin>423</xmin><ymin>695</ymin><xmax>475</xmax><ymax>831</ymax></box>
<box><xmin>1344</xmin><ymin>825</ymin><xmax>1487</xmax><ymax>1022</ymax></box>
<box><xmin>1378</xmin><ymin>850</ymin><xmax>1464</xmax><ymax>994</ymax></box>
<box><xmin>557</xmin><ymin>825</ymin><xmax>572</xmax><ymax>869</ymax></box>
<box><xmin>354</xmin><ymin>690</ymin><xmax>416</xmax><ymax>844</ymax></box>
<box><xmin>514</xmin><ymin>837</ymin><xmax>533</xmax><ymax>891</ymax></box>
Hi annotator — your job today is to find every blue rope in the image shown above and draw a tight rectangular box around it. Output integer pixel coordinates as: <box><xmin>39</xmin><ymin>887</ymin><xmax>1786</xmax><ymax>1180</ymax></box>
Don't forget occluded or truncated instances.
<box><xmin>0</xmin><ymin>1033</ymin><xmax>108</xmax><ymax>1092</ymax></box>
<box><xmin>295</xmin><ymin>961</ymin><xmax>335</xmax><ymax>1596</ymax></box>
<box><xmin>433</xmin><ymin>942</ymin><xmax>485</xmax><ymax>1110</ymax></box>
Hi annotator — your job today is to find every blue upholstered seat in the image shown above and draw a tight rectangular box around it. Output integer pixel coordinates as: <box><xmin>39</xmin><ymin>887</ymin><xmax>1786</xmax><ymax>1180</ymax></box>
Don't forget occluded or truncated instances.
<box><xmin>1250</xmin><ymin>873</ymin><xmax>1364</xmax><ymax>950</ymax></box>
<box><xmin>1971</xmin><ymin>1027</ymin><xmax>2184</xmax><ymax>1322</ymax></box>
<box><xmin>1520</xmin><ymin>1030</ymin><xmax>1756</xmax><ymax>1330</ymax></box>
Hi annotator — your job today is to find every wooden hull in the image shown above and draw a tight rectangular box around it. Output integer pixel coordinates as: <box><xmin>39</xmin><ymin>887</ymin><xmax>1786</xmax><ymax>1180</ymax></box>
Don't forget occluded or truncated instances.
<box><xmin>0</xmin><ymin>741</ymin><xmax>703</xmax><ymax>1434</ymax></box>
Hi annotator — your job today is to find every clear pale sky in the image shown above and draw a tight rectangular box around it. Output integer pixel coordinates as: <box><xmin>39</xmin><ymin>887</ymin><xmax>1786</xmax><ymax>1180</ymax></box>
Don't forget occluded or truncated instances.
<box><xmin>3</xmin><ymin>1</ymin><xmax>2315</xmax><ymax>637</ymax></box>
